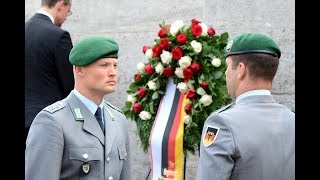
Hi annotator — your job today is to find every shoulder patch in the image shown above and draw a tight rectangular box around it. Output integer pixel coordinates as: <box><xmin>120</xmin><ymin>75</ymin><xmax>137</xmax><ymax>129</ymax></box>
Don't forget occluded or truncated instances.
<box><xmin>203</xmin><ymin>125</ymin><xmax>220</xmax><ymax>147</ymax></box>
<box><xmin>214</xmin><ymin>103</ymin><xmax>234</xmax><ymax>114</ymax></box>
<box><xmin>105</xmin><ymin>101</ymin><xmax>124</xmax><ymax>114</ymax></box>
<box><xmin>44</xmin><ymin>101</ymin><xmax>66</xmax><ymax>114</ymax></box>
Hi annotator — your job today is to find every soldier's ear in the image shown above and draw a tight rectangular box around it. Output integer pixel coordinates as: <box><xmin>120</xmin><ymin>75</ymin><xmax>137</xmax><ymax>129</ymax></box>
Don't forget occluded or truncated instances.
<box><xmin>237</xmin><ymin>62</ymin><xmax>246</xmax><ymax>80</ymax></box>
<box><xmin>74</xmin><ymin>66</ymin><xmax>85</xmax><ymax>76</ymax></box>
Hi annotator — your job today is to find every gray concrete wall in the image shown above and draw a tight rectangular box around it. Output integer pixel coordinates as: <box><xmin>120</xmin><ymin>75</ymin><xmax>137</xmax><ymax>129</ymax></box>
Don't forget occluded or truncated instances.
<box><xmin>25</xmin><ymin>0</ymin><xmax>295</xmax><ymax>179</ymax></box>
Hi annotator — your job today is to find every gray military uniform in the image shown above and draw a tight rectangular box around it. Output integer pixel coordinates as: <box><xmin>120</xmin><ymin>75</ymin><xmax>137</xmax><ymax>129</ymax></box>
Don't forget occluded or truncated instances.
<box><xmin>25</xmin><ymin>92</ymin><xmax>131</xmax><ymax>180</ymax></box>
<box><xmin>196</xmin><ymin>95</ymin><xmax>295</xmax><ymax>180</ymax></box>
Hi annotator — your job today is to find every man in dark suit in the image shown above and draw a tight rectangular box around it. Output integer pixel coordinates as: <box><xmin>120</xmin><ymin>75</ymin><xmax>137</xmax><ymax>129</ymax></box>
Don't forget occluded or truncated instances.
<box><xmin>26</xmin><ymin>36</ymin><xmax>131</xmax><ymax>180</ymax></box>
<box><xmin>25</xmin><ymin>0</ymin><xmax>74</xmax><ymax>143</ymax></box>
<box><xmin>196</xmin><ymin>33</ymin><xmax>295</xmax><ymax>180</ymax></box>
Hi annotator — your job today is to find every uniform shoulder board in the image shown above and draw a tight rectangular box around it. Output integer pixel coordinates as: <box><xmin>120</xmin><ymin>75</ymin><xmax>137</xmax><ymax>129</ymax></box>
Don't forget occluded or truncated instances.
<box><xmin>44</xmin><ymin>101</ymin><xmax>66</xmax><ymax>114</ymax></box>
<box><xmin>214</xmin><ymin>103</ymin><xmax>234</xmax><ymax>114</ymax></box>
<box><xmin>105</xmin><ymin>101</ymin><xmax>124</xmax><ymax>114</ymax></box>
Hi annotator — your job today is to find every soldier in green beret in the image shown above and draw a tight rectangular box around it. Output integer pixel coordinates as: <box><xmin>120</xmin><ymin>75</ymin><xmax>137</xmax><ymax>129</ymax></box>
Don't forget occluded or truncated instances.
<box><xmin>197</xmin><ymin>33</ymin><xmax>295</xmax><ymax>180</ymax></box>
<box><xmin>26</xmin><ymin>36</ymin><xmax>131</xmax><ymax>180</ymax></box>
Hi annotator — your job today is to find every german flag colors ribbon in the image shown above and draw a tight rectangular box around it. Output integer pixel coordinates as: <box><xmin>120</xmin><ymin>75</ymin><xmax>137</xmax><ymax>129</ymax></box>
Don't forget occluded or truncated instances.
<box><xmin>150</xmin><ymin>78</ymin><xmax>188</xmax><ymax>180</ymax></box>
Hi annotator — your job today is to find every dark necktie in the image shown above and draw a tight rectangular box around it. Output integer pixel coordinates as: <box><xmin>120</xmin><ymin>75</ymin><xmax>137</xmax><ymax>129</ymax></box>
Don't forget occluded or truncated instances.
<box><xmin>94</xmin><ymin>107</ymin><xmax>105</xmax><ymax>133</ymax></box>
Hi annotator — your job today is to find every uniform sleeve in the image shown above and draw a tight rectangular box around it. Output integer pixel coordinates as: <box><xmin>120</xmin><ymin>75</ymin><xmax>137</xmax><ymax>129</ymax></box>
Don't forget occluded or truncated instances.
<box><xmin>196</xmin><ymin>114</ymin><xmax>235</xmax><ymax>180</ymax></box>
<box><xmin>120</xmin><ymin>118</ymin><xmax>131</xmax><ymax>180</ymax></box>
<box><xmin>54</xmin><ymin>31</ymin><xmax>74</xmax><ymax>98</ymax></box>
<box><xmin>25</xmin><ymin>112</ymin><xmax>64</xmax><ymax>180</ymax></box>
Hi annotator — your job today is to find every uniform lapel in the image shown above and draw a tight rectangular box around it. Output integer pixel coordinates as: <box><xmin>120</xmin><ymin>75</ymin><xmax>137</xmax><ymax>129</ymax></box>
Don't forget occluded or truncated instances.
<box><xmin>104</xmin><ymin>106</ymin><xmax>116</xmax><ymax>156</ymax></box>
<box><xmin>67</xmin><ymin>92</ymin><xmax>105</xmax><ymax>145</ymax></box>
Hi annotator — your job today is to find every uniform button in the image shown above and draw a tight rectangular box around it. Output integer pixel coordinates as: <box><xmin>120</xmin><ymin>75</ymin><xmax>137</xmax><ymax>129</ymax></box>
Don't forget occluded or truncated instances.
<box><xmin>108</xmin><ymin>176</ymin><xmax>113</xmax><ymax>180</ymax></box>
<box><xmin>83</xmin><ymin>153</ymin><xmax>88</xmax><ymax>160</ymax></box>
<box><xmin>106</xmin><ymin>157</ymin><xmax>110</xmax><ymax>163</ymax></box>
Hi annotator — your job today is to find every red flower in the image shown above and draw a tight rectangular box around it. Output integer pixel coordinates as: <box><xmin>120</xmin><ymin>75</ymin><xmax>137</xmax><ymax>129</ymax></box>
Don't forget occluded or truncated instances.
<box><xmin>163</xmin><ymin>67</ymin><xmax>174</xmax><ymax>77</ymax></box>
<box><xmin>160</xmin><ymin>39</ymin><xmax>170</xmax><ymax>50</ymax></box>
<box><xmin>184</xmin><ymin>104</ymin><xmax>192</xmax><ymax>114</ymax></box>
<box><xmin>191</xmin><ymin>25</ymin><xmax>202</xmax><ymax>37</ymax></box>
<box><xmin>183</xmin><ymin>68</ymin><xmax>194</xmax><ymax>80</ymax></box>
<box><xmin>137</xmin><ymin>87</ymin><xmax>148</xmax><ymax>98</ymax></box>
<box><xmin>142</xmin><ymin>46</ymin><xmax>150</xmax><ymax>54</ymax></box>
<box><xmin>186</xmin><ymin>89</ymin><xmax>197</xmax><ymax>100</ymax></box>
<box><xmin>200</xmin><ymin>81</ymin><xmax>209</xmax><ymax>90</ymax></box>
<box><xmin>177</xmin><ymin>34</ymin><xmax>187</xmax><ymax>45</ymax></box>
<box><xmin>132</xmin><ymin>102</ymin><xmax>143</xmax><ymax>113</ymax></box>
<box><xmin>191</xmin><ymin>19</ymin><xmax>201</xmax><ymax>27</ymax></box>
<box><xmin>190</xmin><ymin>62</ymin><xmax>201</xmax><ymax>74</ymax></box>
<box><xmin>165</xmin><ymin>24</ymin><xmax>171</xmax><ymax>30</ymax></box>
<box><xmin>207</xmin><ymin>27</ymin><xmax>216</xmax><ymax>37</ymax></box>
<box><xmin>152</xmin><ymin>45</ymin><xmax>162</xmax><ymax>57</ymax></box>
<box><xmin>145</xmin><ymin>64</ymin><xmax>155</xmax><ymax>75</ymax></box>
<box><xmin>158</xmin><ymin>28</ymin><xmax>167</xmax><ymax>38</ymax></box>
<box><xmin>134</xmin><ymin>74</ymin><xmax>141</xmax><ymax>80</ymax></box>
<box><xmin>171</xmin><ymin>47</ymin><xmax>183</xmax><ymax>60</ymax></box>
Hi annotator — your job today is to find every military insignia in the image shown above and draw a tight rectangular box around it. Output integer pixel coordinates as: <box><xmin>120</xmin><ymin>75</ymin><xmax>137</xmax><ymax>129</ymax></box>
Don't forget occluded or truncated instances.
<box><xmin>73</xmin><ymin>108</ymin><xmax>84</xmax><ymax>121</ymax></box>
<box><xmin>213</xmin><ymin>103</ymin><xmax>234</xmax><ymax>114</ymax></box>
<box><xmin>82</xmin><ymin>163</ymin><xmax>90</xmax><ymax>174</ymax></box>
<box><xmin>44</xmin><ymin>101</ymin><xmax>65</xmax><ymax>114</ymax></box>
<box><xmin>225</xmin><ymin>40</ymin><xmax>233</xmax><ymax>54</ymax></box>
<box><xmin>203</xmin><ymin>125</ymin><xmax>220</xmax><ymax>147</ymax></box>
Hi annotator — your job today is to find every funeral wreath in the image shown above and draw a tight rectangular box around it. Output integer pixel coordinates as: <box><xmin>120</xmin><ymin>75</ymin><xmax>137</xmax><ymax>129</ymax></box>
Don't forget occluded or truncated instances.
<box><xmin>122</xmin><ymin>19</ymin><xmax>231</xmax><ymax>155</ymax></box>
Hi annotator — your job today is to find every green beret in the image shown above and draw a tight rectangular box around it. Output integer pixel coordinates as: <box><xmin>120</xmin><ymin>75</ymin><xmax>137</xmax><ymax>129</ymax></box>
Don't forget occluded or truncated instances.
<box><xmin>69</xmin><ymin>36</ymin><xmax>119</xmax><ymax>66</ymax></box>
<box><xmin>225</xmin><ymin>33</ymin><xmax>281</xmax><ymax>58</ymax></box>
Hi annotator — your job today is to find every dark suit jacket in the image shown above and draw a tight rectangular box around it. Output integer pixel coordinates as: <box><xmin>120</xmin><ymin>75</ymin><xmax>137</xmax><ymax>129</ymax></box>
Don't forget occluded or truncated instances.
<box><xmin>25</xmin><ymin>13</ymin><xmax>74</xmax><ymax>128</ymax></box>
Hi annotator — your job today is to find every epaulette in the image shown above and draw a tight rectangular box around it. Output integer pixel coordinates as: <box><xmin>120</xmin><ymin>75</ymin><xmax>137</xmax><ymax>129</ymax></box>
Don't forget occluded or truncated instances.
<box><xmin>214</xmin><ymin>103</ymin><xmax>234</xmax><ymax>114</ymax></box>
<box><xmin>44</xmin><ymin>101</ymin><xmax>66</xmax><ymax>114</ymax></box>
<box><xmin>105</xmin><ymin>101</ymin><xmax>124</xmax><ymax>114</ymax></box>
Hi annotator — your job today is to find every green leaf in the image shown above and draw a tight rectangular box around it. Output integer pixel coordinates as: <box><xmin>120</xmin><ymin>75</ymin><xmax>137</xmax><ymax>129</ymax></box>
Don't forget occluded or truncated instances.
<box><xmin>152</xmin><ymin>91</ymin><xmax>159</xmax><ymax>100</ymax></box>
<box><xmin>125</xmin><ymin>101</ymin><xmax>132</xmax><ymax>108</ymax></box>
<box><xmin>196</xmin><ymin>87</ymin><xmax>206</xmax><ymax>96</ymax></box>
<box><xmin>122</xmin><ymin>106</ymin><xmax>130</xmax><ymax>113</ymax></box>
<box><xmin>159</xmin><ymin>20</ymin><xmax>166</xmax><ymax>28</ymax></box>
<box><xmin>214</xmin><ymin>71</ymin><xmax>223</xmax><ymax>79</ymax></box>
<box><xmin>149</xmin><ymin>101</ymin><xmax>155</xmax><ymax>113</ymax></box>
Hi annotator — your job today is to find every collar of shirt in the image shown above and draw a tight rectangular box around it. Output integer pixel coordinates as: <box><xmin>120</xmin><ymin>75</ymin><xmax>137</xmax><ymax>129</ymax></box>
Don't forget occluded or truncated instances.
<box><xmin>37</xmin><ymin>9</ymin><xmax>55</xmax><ymax>24</ymax></box>
<box><xmin>73</xmin><ymin>89</ymin><xmax>104</xmax><ymax>116</ymax></box>
<box><xmin>235</xmin><ymin>89</ymin><xmax>271</xmax><ymax>104</ymax></box>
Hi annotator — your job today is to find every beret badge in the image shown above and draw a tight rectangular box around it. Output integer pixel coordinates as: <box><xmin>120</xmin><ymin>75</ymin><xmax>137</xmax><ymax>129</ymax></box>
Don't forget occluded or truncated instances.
<box><xmin>225</xmin><ymin>40</ymin><xmax>233</xmax><ymax>54</ymax></box>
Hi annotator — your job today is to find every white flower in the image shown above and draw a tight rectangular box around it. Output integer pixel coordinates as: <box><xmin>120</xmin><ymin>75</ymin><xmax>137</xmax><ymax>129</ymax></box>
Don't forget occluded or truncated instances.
<box><xmin>178</xmin><ymin>56</ymin><xmax>192</xmax><ymax>69</ymax></box>
<box><xmin>137</xmin><ymin>62</ymin><xmax>146</xmax><ymax>74</ymax></box>
<box><xmin>190</xmin><ymin>40</ymin><xmax>202</xmax><ymax>53</ymax></box>
<box><xmin>174</xmin><ymin>67</ymin><xmax>184</xmax><ymax>78</ymax></box>
<box><xmin>127</xmin><ymin>94</ymin><xmax>137</xmax><ymax>104</ymax></box>
<box><xmin>139</xmin><ymin>111</ymin><xmax>151</xmax><ymax>120</ymax></box>
<box><xmin>199</xmin><ymin>94</ymin><xmax>213</xmax><ymax>107</ymax></box>
<box><xmin>155</xmin><ymin>62</ymin><xmax>164</xmax><ymax>74</ymax></box>
<box><xmin>145</xmin><ymin>49</ymin><xmax>153</xmax><ymax>59</ymax></box>
<box><xmin>170</xmin><ymin>20</ymin><xmax>184</xmax><ymax>36</ymax></box>
<box><xmin>177</xmin><ymin>82</ymin><xmax>188</xmax><ymax>93</ymax></box>
<box><xmin>160</xmin><ymin>50</ymin><xmax>173</xmax><ymax>65</ymax></box>
<box><xmin>184</xmin><ymin>115</ymin><xmax>192</xmax><ymax>125</ymax></box>
<box><xmin>211</xmin><ymin>57</ymin><xmax>221</xmax><ymax>67</ymax></box>
<box><xmin>199</xmin><ymin>23</ymin><xmax>208</xmax><ymax>36</ymax></box>
<box><xmin>147</xmin><ymin>80</ymin><xmax>158</xmax><ymax>90</ymax></box>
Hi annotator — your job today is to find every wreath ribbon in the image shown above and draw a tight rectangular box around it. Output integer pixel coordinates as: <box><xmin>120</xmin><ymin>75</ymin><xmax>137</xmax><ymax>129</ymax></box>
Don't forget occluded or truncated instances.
<box><xmin>150</xmin><ymin>77</ymin><xmax>188</xmax><ymax>180</ymax></box>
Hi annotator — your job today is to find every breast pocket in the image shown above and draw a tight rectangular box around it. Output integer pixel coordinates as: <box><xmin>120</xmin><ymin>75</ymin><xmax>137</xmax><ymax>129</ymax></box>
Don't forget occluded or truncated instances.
<box><xmin>68</xmin><ymin>147</ymin><xmax>101</xmax><ymax>180</ymax></box>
